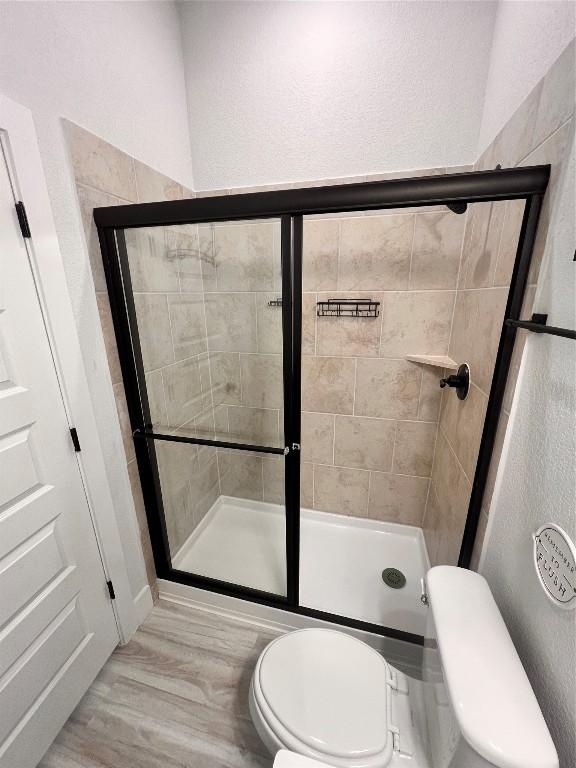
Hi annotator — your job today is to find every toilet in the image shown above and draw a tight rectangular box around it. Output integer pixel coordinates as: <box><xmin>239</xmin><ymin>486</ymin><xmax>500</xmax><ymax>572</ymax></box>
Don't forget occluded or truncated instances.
<box><xmin>249</xmin><ymin>566</ymin><xmax>559</xmax><ymax>768</ymax></box>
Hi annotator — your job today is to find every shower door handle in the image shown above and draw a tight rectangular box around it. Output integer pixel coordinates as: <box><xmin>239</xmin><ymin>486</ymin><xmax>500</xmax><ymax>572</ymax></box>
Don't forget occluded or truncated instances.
<box><xmin>283</xmin><ymin>443</ymin><xmax>301</xmax><ymax>455</ymax></box>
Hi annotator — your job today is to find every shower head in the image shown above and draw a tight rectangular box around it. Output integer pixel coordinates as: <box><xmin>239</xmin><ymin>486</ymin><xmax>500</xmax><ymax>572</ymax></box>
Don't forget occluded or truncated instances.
<box><xmin>446</xmin><ymin>201</ymin><xmax>468</xmax><ymax>214</ymax></box>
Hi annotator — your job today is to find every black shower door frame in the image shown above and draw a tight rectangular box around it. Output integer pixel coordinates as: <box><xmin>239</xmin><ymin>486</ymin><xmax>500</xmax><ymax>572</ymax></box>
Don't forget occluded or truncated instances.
<box><xmin>95</xmin><ymin>165</ymin><xmax>549</xmax><ymax>646</ymax></box>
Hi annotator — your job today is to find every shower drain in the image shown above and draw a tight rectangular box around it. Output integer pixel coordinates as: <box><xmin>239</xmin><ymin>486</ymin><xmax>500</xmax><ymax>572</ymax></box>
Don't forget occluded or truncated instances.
<box><xmin>382</xmin><ymin>568</ymin><xmax>406</xmax><ymax>589</ymax></box>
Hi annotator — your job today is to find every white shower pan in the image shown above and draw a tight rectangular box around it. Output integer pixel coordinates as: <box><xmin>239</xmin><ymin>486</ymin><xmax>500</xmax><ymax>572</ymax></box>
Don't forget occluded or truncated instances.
<box><xmin>172</xmin><ymin>496</ymin><xmax>430</xmax><ymax>637</ymax></box>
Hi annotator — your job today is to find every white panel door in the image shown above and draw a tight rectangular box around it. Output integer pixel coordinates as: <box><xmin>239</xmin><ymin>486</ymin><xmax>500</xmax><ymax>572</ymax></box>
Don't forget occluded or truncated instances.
<box><xmin>0</xmin><ymin>147</ymin><xmax>119</xmax><ymax>767</ymax></box>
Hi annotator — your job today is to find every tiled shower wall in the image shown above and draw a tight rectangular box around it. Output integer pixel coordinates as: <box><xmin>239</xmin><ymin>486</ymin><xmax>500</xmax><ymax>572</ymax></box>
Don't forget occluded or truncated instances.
<box><xmin>66</xmin><ymin>120</ymin><xmax>195</xmax><ymax>590</ymax></box>
<box><xmin>298</xmin><ymin>210</ymin><xmax>466</xmax><ymax>524</ymax></box>
<box><xmin>185</xmin><ymin>209</ymin><xmax>467</xmax><ymax>530</ymax></box>
<box><xmin>424</xmin><ymin>40</ymin><xmax>575</xmax><ymax>567</ymax></box>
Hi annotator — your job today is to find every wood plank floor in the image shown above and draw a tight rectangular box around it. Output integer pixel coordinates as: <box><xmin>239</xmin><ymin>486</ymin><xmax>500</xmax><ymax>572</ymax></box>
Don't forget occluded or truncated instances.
<box><xmin>39</xmin><ymin>600</ymin><xmax>281</xmax><ymax>768</ymax></box>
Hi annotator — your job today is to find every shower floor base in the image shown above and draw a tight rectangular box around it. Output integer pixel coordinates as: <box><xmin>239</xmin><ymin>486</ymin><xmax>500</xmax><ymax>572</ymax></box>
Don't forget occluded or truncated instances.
<box><xmin>172</xmin><ymin>496</ymin><xmax>429</xmax><ymax>636</ymax></box>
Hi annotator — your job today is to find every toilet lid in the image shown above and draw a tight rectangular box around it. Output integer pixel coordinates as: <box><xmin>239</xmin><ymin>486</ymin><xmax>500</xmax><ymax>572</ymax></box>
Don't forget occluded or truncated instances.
<box><xmin>257</xmin><ymin>629</ymin><xmax>390</xmax><ymax>759</ymax></box>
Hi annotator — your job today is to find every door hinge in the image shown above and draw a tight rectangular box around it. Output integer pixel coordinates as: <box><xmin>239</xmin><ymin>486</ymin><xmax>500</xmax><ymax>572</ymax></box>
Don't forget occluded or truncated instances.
<box><xmin>106</xmin><ymin>580</ymin><xmax>116</xmax><ymax>600</ymax></box>
<box><xmin>69</xmin><ymin>427</ymin><xmax>81</xmax><ymax>452</ymax></box>
<box><xmin>15</xmin><ymin>201</ymin><xmax>31</xmax><ymax>239</ymax></box>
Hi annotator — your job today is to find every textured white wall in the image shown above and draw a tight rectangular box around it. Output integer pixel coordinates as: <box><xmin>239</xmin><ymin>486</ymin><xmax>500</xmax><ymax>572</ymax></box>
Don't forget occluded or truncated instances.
<box><xmin>478</xmin><ymin>1</ymin><xmax>576</xmax><ymax>152</ymax></box>
<box><xmin>481</xmin><ymin>134</ymin><xmax>575</xmax><ymax>765</ymax></box>
<box><xmin>0</xmin><ymin>1</ymin><xmax>193</xmax><ymax>600</ymax></box>
<box><xmin>0</xmin><ymin>1</ymin><xmax>193</xmax><ymax>189</ymax></box>
<box><xmin>180</xmin><ymin>1</ymin><xmax>497</xmax><ymax>190</ymax></box>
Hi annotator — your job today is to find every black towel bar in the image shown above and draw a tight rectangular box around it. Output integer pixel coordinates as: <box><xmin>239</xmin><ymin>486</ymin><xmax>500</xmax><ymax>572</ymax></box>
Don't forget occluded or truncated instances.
<box><xmin>505</xmin><ymin>313</ymin><xmax>576</xmax><ymax>340</ymax></box>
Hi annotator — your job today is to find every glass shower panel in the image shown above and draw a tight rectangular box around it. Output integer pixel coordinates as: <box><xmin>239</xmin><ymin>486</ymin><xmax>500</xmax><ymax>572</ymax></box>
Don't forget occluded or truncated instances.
<box><xmin>298</xmin><ymin>206</ymin><xmax>467</xmax><ymax>634</ymax></box>
<box><xmin>124</xmin><ymin>218</ymin><xmax>284</xmax><ymax>449</ymax></box>
<box><xmin>155</xmin><ymin>441</ymin><xmax>287</xmax><ymax>596</ymax></box>
<box><xmin>298</xmin><ymin>199</ymin><xmax>525</xmax><ymax>632</ymax></box>
<box><xmin>122</xmin><ymin>217</ymin><xmax>287</xmax><ymax>598</ymax></box>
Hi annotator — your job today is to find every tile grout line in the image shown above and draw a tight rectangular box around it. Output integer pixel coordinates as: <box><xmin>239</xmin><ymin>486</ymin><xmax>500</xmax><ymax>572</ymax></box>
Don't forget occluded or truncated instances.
<box><xmin>407</xmin><ymin>213</ymin><xmax>417</xmax><ymax>290</ymax></box>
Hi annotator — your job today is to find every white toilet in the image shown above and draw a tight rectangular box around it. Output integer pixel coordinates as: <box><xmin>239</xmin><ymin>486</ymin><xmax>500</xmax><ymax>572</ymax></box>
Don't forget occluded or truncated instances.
<box><xmin>249</xmin><ymin>566</ymin><xmax>559</xmax><ymax>768</ymax></box>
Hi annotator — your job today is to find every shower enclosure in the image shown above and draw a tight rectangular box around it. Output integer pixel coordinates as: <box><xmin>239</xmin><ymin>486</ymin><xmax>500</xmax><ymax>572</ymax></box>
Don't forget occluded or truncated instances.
<box><xmin>95</xmin><ymin>166</ymin><xmax>548</xmax><ymax>646</ymax></box>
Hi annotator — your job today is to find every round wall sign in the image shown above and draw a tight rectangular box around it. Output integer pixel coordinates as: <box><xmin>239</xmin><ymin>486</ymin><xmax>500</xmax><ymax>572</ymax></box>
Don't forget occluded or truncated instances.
<box><xmin>533</xmin><ymin>523</ymin><xmax>576</xmax><ymax>610</ymax></box>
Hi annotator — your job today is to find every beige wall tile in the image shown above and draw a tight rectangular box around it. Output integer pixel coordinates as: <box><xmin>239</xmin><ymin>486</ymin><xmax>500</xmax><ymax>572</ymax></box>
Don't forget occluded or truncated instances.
<box><xmin>167</xmin><ymin>227</ymin><xmax>202</xmax><ymax>293</ymax></box>
<box><xmin>189</xmin><ymin>455</ymin><xmax>219</xmax><ymax>525</ymax></box>
<box><xmin>380</xmin><ymin>290</ymin><xmax>454</xmax><ymax>357</ymax></box>
<box><xmin>418</xmin><ymin>365</ymin><xmax>443</xmax><ymax>421</ymax></box>
<box><xmin>213</xmin><ymin>221</ymin><xmax>275</xmax><ymax>290</ymax></box>
<box><xmin>218</xmin><ymin>450</ymin><xmax>263</xmax><ymax>501</ymax></box>
<box><xmin>301</xmin><ymin>412</ymin><xmax>334</xmax><ymax>464</ymax></box>
<box><xmin>262</xmin><ymin>456</ymin><xmax>285</xmax><ymax>504</ymax></box>
<box><xmin>133</xmin><ymin>293</ymin><xmax>173</xmax><ymax>371</ymax></box>
<box><xmin>96</xmin><ymin>292</ymin><xmax>123</xmax><ymax>385</ymax></box>
<box><xmin>334</xmin><ymin>415</ymin><xmax>395</xmax><ymax>471</ymax></box>
<box><xmin>213</xmin><ymin>403</ymin><xmax>230</xmax><ymax>439</ymax></box>
<box><xmin>411</xmin><ymin>211</ymin><xmax>465</xmax><ymax>290</ymax></box>
<box><xmin>425</xmin><ymin>431</ymin><xmax>471</xmax><ymax>565</ymax></box>
<box><xmin>532</xmin><ymin>39</ymin><xmax>575</xmax><ymax>149</ymax></box>
<box><xmin>134</xmin><ymin>159</ymin><xmax>182</xmax><ymax>203</ymax></box>
<box><xmin>145</xmin><ymin>369</ymin><xmax>168</xmax><ymax>428</ymax></box>
<box><xmin>126</xmin><ymin>227</ymin><xmax>179</xmax><ymax>293</ymax></box>
<box><xmin>113</xmin><ymin>382</ymin><xmax>135</xmax><ymax>463</ymax></box>
<box><xmin>477</xmin><ymin>82</ymin><xmax>542</xmax><ymax>170</ymax></box>
<box><xmin>316</xmin><ymin>292</ymin><xmax>383</xmax><ymax>357</ymax></box>
<box><xmin>127</xmin><ymin>458</ymin><xmax>147</xmax><ymax>534</ymax></box>
<box><xmin>355</xmin><ymin>358</ymin><xmax>421</xmax><ymax>419</ymax></box>
<box><xmin>449</xmin><ymin>287</ymin><xmax>508</xmax><ymax>394</ymax></box>
<box><xmin>198</xmin><ymin>352</ymin><xmax>212</xmax><ymax>396</ymax></box>
<box><xmin>302</xmin><ymin>293</ymin><xmax>317</xmax><ymax>354</ymax></box>
<box><xmin>393</xmin><ymin>421</ymin><xmax>436</xmax><ymax>477</ymax></box>
<box><xmin>65</xmin><ymin>121</ymin><xmax>137</xmax><ymax>201</ymax></box>
<box><xmin>272</xmin><ymin>220</ymin><xmax>283</xmax><ymax>293</ymax></box>
<box><xmin>521</xmin><ymin>119</ymin><xmax>575</xmax><ymax>285</ymax></box>
<box><xmin>493</xmin><ymin>200</ymin><xmax>525</xmax><ymax>287</ymax></box>
<box><xmin>163</xmin><ymin>358</ymin><xmax>202</xmax><ymax>427</ymax></box>
<box><xmin>367</xmin><ymin>473</ymin><xmax>429</xmax><ymax>526</ymax></box>
<box><xmin>199</xmin><ymin>225</ymin><xmax>216</xmax><ymax>290</ymax></box>
<box><xmin>338</xmin><ymin>214</ymin><xmax>413</xmax><ymax>290</ymax></box>
<box><xmin>76</xmin><ymin>184</ymin><xmax>121</xmax><ymax>292</ymax></box>
<box><xmin>205</xmin><ymin>293</ymin><xmax>257</xmax><ymax>352</ymax></box>
<box><xmin>301</xmin><ymin>462</ymin><xmax>314</xmax><ymax>508</ymax></box>
<box><xmin>168</xmin><ymin>293</ymin><xmax>208</xmax><ymax>360</ymax></box>
<box><xmin>302</xmin><ymin>218</ymin><xmax>339</xmax><ymax>290</ymax></box>
<box><xmin>228</xmin><ymin>406</ymin><xmax>280</xmax><ymax>446</ymax></box>
<box><xmin>422</xmin><ymin>483</ymin><xmax>442</xmax><ymax>566</ymax></box>
<box><xmin>461</xmin><ymin>202</ymin><xmax>506</xmax><ymax>289</ymax></box>
<box><xmin>127</xmin><ymin>460</ymin><xmax>156</xmax><ymax>592</ymax></box>
<box><xmin>440</xmin><ymin>382</ymin><xmax>488</xmax><ymax>480</ymax></box>
<box><xmin>209</xmin><ymin>352</ymin><xmax>241</xmax><ymax>406</ymax></box>
<box><xmin>156</xmin><ymin>440</ymin><xmax>195</xmax><ymax>554</ymax></box>
<box><xmin>257</xmin><ymin>293</ymin><xmax>283</xmax><ymax>354</ymax></box>
<box><xmin>302</xmin><ymin>356</ymin><xmax>355</xmax><ymax>414</ymax></box>
<box><xmin>314</xmin><ymin>465</ymin><xmax>369</xmax><ymax>516</ymax></box>
<box><xmin>240</xmin><ymin>354</ymin><xmax>283</xmax><ymax>409</ymax></box>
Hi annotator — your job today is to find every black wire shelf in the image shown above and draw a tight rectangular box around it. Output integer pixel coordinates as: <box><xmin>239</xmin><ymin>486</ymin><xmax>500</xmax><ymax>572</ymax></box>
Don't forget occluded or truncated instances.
<box><xmin>317</xmin><ymin>298</ymin><xmax>380</xmax><ymax>318</ymax></box>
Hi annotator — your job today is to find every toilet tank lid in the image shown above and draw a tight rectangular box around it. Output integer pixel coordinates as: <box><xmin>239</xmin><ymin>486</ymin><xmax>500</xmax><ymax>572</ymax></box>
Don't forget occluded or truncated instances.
<box><xmin>427</xmin><ymin>566</ymin><xmax>558</xmax><ymax>768</ymax></box>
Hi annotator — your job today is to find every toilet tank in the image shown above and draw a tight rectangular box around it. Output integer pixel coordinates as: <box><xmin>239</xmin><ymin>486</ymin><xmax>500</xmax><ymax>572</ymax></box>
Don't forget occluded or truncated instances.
<box><xmin>421</xmin><ymin>566</ymin><xmax>558</xmax><ymax>768</ymax></box>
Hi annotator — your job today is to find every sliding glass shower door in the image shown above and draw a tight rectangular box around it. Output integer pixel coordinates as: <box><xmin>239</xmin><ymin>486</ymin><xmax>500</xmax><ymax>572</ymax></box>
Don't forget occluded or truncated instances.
<box><xmin>97</xmin><ymin>165</ymin><xmax>547</xmax><ymax>643</ymax></box>
<box><xmin>113</xmin><ymin>215</ymin><xmax>300</xmax><ymax>601</ymax></box>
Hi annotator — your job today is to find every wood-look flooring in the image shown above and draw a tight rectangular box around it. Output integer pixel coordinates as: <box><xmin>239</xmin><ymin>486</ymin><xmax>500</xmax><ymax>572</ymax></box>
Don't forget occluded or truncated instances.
<box><xmin>39</xmin><ymin>600</ymin><xmax>281</xmax><ymax>768</ymax></box>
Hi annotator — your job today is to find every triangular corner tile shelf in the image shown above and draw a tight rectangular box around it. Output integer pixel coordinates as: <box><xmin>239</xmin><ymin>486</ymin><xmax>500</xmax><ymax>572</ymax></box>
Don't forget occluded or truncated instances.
<box><xmin>405</xmin><ymin>354</ymin><xmax>458</xmax><ymax>369</ymax></box>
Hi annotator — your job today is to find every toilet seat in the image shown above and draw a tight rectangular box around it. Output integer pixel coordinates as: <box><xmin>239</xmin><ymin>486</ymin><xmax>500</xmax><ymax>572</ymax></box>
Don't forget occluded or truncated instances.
<box><xmin>250</xmin><ymin>629</ymin><xmax>397</xmax><ymax>768</ymax></box>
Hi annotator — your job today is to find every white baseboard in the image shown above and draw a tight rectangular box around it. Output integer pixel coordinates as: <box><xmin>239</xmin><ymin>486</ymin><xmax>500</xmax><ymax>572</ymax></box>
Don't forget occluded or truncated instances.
<box><xmin>133</xmin><ymin>584</ymin><xmax>153</xmax><ymax>627</ymax></box>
